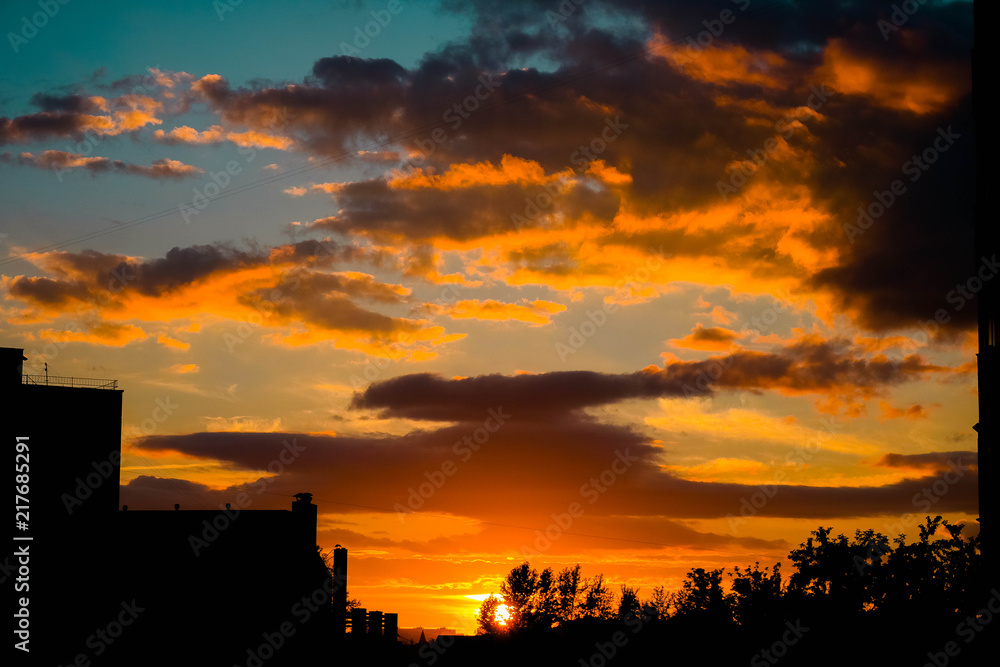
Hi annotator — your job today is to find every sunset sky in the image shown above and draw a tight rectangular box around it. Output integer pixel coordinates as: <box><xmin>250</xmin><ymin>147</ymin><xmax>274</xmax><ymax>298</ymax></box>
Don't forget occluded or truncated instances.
<box><xmin>0</xmin><ymin>0</ymin><xmax>980</xmax><ymax>634</ymax></box>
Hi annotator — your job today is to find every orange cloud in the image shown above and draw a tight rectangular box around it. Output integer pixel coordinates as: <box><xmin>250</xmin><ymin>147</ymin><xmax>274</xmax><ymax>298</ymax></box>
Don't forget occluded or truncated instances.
<box><xmin>659</xmin><ymin>38</ymin><xmax>790</xmax><ymax>88</ymax></box>
<box><xmin>878</xmin><ymin>401</ymin><xmax>930</xmax><ymax>422</ymax></box>
<box><xmin>154</xmin><ymin>125</ymin><xmax>293</xmax><ymax>150</ymax></box>
<box><xmin>41</xmin><ymin>323</ymin><xmax>147</xmax><ymax>346</ymax></box>
<box><xmin>158</xmin><ymin>334</ymin><xmax>190</xmax><ymax>350</ymax></box>
<box><xmin>818</xmin><ymin>38</ymin><xmax>969</xmax><ymax>115</ymax></box>
<box><xmin>153</xmin><ymin>125</ymin><xmax>226</xmax><ymax>144</ymax></box>
<box><xmin>3</xmin><ymin>151</ymin><xmax>202</xmax><ymax>179</ymax></box>
<box><xmin>669</xmin><ymin>324</ymin><xmax>743</xmax><ymax>351</ymax></box>
<box><xmin>428</xmin><ymin>299</ymin><xmax>567</xmax><ymax>325</ymax></box>
<box><xmin>389</xmin><ymin>155</ymin><xmax>558</xmax><ymax>190</ymax></box>
<box><xmin>4</xmin><ymin>246</ymin><xmax>461</xmax><ymax>357</ymax></box>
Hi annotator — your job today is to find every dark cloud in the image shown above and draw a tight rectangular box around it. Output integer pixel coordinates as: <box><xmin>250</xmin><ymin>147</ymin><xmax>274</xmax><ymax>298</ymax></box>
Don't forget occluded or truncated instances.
<box><xmin>131</xmin><ymin>245</ymin><xmax>262</xmax><ymax>295</ymax></box>
<box><xmin>125</xmin><ymin>423</ymin><xmax>978</xmax><ymax>533</ymax></box>
<box><xmin>351</xmin><ymin>370</ymin><xmax>691</xmax><ymax>421</ymax></box>
<box><xmin>250</xmin><ymin>272</ymin><xmax>418</xmax><ymax>335</ymax></box>
<box><xmin>1</xmin><ymin>150</ymin><xmax>203</xmax><ymax>180</ymax></box>
<box><xmin>29</xmin><ymin>93</ymin><xmax>103</xmax><ymax>113</ymax></box>
<box><xmin>6</xmin><ymin>275</ymin><xmax>91</xmax><ymax>305</ymax></box>
<box><xmin>609</xmin><ymin>0</ymin><xmax>971</xmax><ymax>56</ymax></box>
<box><xmin>0</xmin><ymin>112</ymin><xmax>90</xmax><ymax>145</ymax></box>
<box><xmin>6</xmin><ymin>244</ymin><xmax>277</xmax><ymax>306</ymax></box>
<box><xmin>310</xmin><ymin>56</ymin><xmax>408</xmax><ymax>88</ymax></box>
<box><xmin>689</xmin><ymin>325</ymin><xmax>739</xmax><ymax>342</ymax></box>
<box><xmin>306</xmin><ymin>177</ymin><xmax>620</xmax><ymax>242</ymax></box>
<box><xmin>876</xmin><ymin>450</ymin><xmax>977</xmax><ymax>471</ymax></box>
<box><xmin>5</xmin><ymin>243</ymin><xmax>433</xmax><ymax>343</ymax></box>
<box><xmin>2</xmin><ymin>1</ymin><xmax>976</xmax><ymax>337</ymax></box>
<box><xmin>351</xmin><ymin>338</ymin><xmax>945</xmax><ymax>421</ymax></box>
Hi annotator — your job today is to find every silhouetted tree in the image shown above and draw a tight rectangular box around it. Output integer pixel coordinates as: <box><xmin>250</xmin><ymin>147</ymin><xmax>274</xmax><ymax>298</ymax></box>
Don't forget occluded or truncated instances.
<box><xmin>787</xmin><ymin>526</ymin><xmax>871</xmax><ymax>615</ymax></box>
<box><xmin>556</xmin><ymin>564</ymin><xmax>582</xmax><ymax>622</ymax></box>
<box><xmin>476</xmin><ymin>594</ymin><xmax>506</xmax><ymax>636</ymax></box>
<box><xmin>617</xmin><ymin>584</ymin><xmax>641</xmax><ymax>624</ymax></box>
<box><xmin>673</xmin><ymin>567</ymin><xmax>730</xmax><ymax>622</ymax></box>
<box><xmin>501</xmin><ymin>562</ymin><xmax>538</xmax><ymax>631</ymax></box>
<box><xmin>876</xmin><ymin>516</ymin><xmax>980</xmax><ymax>617</ymax></box>
<box><xmin>578</xmin><ymin>573</ymin><xmax>615</xmax><ymax>620</ymax></box>
<box><xmin>532</xmin><ymin>567</ymin><xmax>560</xmax><ymax>630</ymax></box>
<box><xmin>641</xmin><ymin>585</ymin><xmax>671</xmax><ymax>623</ymax></box>
<box><xmin>729</xmin><ymin>562</ymin><xmax>784</xmax><ymax>631</ymax></box>
<box><xmin>469</xmin><ymin>518</ymin><xmax>982</xmax><ymax>665</ymax></box>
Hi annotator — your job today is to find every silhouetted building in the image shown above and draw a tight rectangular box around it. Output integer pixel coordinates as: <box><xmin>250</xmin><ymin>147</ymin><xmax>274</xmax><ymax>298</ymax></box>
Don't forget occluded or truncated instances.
<box><xmin>974</xmin><ymin>8</ymin><xmax>999</xmax><ymax>586</ymax></box>
<box><xmin>113</xmin><ymin>495</ymin><xmax>334</xmax><ymax>665</ymax></box>
<box><xmin>353</xmin><ymin>607</ymin><xmax>369</xmax><ymax>637</ymax></box>
<box><xmin>5</xmin><ymin>346</ymin><xmax>400</xmax><ymax>666</ymax></box>
<box><xmin>333</xmin><ymin>544</ymin><xmax>349</xmax><ymax>632</ymax></box>
<box><xmin>5</xmin><ymin>347</ymin><xmax>123</xmax><ymax>665</ymax></box>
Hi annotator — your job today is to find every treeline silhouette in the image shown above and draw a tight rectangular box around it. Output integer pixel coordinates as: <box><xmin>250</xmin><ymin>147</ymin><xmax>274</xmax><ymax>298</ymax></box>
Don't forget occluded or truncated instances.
<box><xmin>442</xmin><ymin>516</ymin><xmax>993</xmax><ymax>666</ymax></box>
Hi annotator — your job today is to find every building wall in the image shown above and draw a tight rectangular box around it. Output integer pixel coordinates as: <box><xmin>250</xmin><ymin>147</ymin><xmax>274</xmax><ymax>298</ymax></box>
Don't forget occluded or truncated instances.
<box><xmin>7</xmin><ymin>377</ymin><xmax>124</xmax><ymax>665</ymax></box>
<box><xmin>4</xmin><ymin>348</ymin><xmax>336</xmax><ymax>666</ymax></box>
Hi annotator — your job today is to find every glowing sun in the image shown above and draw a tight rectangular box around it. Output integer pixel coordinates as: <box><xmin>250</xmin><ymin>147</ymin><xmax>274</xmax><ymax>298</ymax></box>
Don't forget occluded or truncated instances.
<box><xmin>494</xmin><ymin>603</ymin><xmax>511</xmax><ymax>626</ymax></box>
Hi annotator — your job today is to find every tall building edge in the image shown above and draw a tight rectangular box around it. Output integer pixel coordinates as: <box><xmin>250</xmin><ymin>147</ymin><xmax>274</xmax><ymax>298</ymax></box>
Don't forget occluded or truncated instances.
<box><xmin>973</xmin><ymin>0</ymin><xmax>998</xmax><ymax>586</ymax></box>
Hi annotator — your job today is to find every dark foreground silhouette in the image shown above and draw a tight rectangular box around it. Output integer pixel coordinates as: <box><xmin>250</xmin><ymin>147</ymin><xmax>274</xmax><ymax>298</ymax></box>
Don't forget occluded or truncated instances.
<box><xmin>448</xmin><ymin>517</ymin><xmax>996</xmax><ymax>667</ymax></box>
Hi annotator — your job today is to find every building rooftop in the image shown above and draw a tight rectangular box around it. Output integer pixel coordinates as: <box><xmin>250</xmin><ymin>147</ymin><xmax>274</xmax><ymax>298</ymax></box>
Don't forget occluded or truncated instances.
<box><xmin>22</xmin><ymin>374</ymin><xmax>119</xmax><ymax>390</ymax></box>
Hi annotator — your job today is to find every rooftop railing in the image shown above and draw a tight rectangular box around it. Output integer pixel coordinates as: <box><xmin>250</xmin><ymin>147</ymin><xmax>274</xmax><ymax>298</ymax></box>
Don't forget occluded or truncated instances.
<box><xmin>22</xmin><ymin>374</ymin><xmax>118</xmax><ymax>390</ymax></box>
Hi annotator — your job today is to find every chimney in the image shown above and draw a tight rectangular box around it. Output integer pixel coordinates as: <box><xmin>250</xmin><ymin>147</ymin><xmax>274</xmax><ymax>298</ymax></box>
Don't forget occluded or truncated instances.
<box><xmin>333</xmin><ymin>546</ymin><xmax>348</xmax><ymax>634</ymax></box>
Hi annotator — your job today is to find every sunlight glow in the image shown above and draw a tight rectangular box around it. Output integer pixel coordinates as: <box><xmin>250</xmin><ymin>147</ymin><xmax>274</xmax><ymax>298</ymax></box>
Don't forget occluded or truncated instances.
<box><xmin>494</xmin><ymin>603</ymin><xmax>511</xmax><ymax>626</ymax></box>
